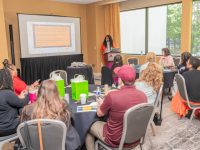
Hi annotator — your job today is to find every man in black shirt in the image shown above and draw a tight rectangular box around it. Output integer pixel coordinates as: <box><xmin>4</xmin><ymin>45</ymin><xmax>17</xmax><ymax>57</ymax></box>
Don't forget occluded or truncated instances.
<box><xmin>183</xmin><ymin>57</ymin><xmax>200</xmax><ymax>103</ymax></box>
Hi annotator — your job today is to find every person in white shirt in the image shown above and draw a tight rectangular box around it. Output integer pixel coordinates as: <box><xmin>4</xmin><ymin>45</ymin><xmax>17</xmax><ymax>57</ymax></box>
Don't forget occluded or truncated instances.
<box><xmin>135</xmin><ymin>63</ymin><xmax>163</xmax><ymax>104</ymax></box>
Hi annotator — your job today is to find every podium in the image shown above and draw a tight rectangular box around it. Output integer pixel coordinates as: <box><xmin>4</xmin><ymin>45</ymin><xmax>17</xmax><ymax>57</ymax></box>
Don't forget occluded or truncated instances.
<box><xmin>104</xmin><ymin>50</ymin><xmax>121</xmax><ymax>62</ymax></box>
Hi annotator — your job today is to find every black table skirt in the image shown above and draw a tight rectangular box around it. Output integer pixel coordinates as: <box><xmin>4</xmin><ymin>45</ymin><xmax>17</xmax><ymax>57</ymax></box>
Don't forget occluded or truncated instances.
<box><xmin>67</xmin><ymin>85</ymin><xmax>101</xmax><ymax>145</ymax></box>
<box><xmin>66</xmin><ymin>66</ymin><xmax>94</xmax><ymax>84</ymax></box>
<box><xmin>20</xmin><ymin>54</ymin><xmax>83</xmax><ymax>85</ymax></box>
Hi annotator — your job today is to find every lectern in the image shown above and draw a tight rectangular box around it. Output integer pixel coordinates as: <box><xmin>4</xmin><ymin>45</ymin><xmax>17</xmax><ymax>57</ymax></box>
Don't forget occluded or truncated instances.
<box><xmin>104</xmin><ymin>50</ymin><xmax>121</xmax><ymax>62</ymax></box>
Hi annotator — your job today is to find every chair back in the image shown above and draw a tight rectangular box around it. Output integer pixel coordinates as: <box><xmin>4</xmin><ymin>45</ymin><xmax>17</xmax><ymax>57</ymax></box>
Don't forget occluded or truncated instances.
<box><xmin>17</xmin><ymin>119</ymin><xmax>67</xmax><ymax>150</ymax></box>
<box><xmin>173</xmin><ymin>57</ymin><xmax>180</xmax><ymax>66</ymax></box>
<box><xmin>101</xmin><ymin>66</ymin><xmax>113</xmax><ymax>86</ymax></box>
<box><xmin>119</xmin><ymin>103</ymin><xmax>154</xmax><ymax>149</ymax></box>
<box><xmin>127</xmin><ymin>57</ymin><xmax>139</xmax><ymax>66</ymax></box>
<box><xmin>50</xmin><ymin>70</ymin><xmax>68</xmax><ymax>86</ymax></box>
<box><xmin>175</xmin><ymin>74</ymin><xmax>191</xmax><ymax>107</ymax></box>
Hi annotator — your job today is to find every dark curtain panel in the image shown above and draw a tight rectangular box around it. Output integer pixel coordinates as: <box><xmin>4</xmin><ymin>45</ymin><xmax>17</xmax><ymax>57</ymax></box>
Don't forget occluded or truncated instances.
<box><xmin>20</xmin><ymin>54</ymin><xmax>83</xmax><ymax>85</ymax></box>
<box><xmin>66</xmin><ymin>66</ymin><xmax>94</xmax><ymax>84</ymax></box>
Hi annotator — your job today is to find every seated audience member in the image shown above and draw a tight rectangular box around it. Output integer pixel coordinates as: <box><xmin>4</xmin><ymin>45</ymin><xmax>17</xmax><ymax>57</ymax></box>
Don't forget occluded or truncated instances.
<box><xmin>0</xmin><ymin>69</ymin><xmax>29</xmax><ymax>136</ymax></box>
<box><xmin>135</xmin><ymin>63</ymin><xmax>163</xmax><ymax>104</ymax></box>
<box><xmin>159</xmin><ymin>48</ymin><xmax>175</xmax><ymax>68</ymax></box>
<box><xmin>177</xmin><ymin>52</ymin><xmax>192</xmax><ymax>74</ymax></box>
<box><xmin>21</xmin><ymin>80</ymin><xmax>80</xmax><ymax>150</ymax></box>
<box><xmin>85</xmin><ymin>65</ymin><xmax>147</xmax><ymax>150</ymax></box>
<box><xmin>111</xmin><ymin>55</ymin><xmax>123</xmax><ymax>85</ymax></box>
<box><xmin>171</xmin><ymin>57</ymin><xmax>200</xmax><ymax>117</ymax></box>
<box><xmin>140</xmin><ymin>52</ymin><xmax>156</xmax><ymax>74</ymax></box>
<box><xmin>182</xmin><ymin>57</ymin><xmax>200</xmax><ymax>103</ymax></box>
<box><xmin>2</xmin><ymin>59</ymin><xmax>39</xmax><ymax>95</ymax></box>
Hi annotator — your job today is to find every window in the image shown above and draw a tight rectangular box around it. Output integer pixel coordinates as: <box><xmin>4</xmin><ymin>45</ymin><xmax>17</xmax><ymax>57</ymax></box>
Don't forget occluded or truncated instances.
<box><xmin>120</xmin><ymin>3</ymin><xmax>182</xmax><ymax>55</ymax></box>
<box><xmin>148</xmin><ymin>6</ymin><xmax>167</xmax><ymax>55</ymax></box>
<box><xmin>120</xmin><ymin>9</ymin><xmax>146</xmax><ymax>54</ymax></box>
<box><xmin>191</xmin><ymin>0</ymin><xmax>200</xmax><ymax>56</ymax></box>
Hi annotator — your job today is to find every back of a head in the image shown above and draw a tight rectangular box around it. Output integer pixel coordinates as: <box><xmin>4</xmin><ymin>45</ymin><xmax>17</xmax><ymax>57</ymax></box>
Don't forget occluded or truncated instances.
<box><xmin>2</xmin><ymin>59</ymin><xmax>16</xmax><ymax>71</ymax></box>
<box><xmin>115</xmin><ymin>65</ymin><xmax>136</xmax><ymax>86</ymax></box>
<box><xmin>189</xmin><ymin>56</ymin><xmax>200</xmax><ymax>70</ymax></box>
<box><xmin>146</xmin><ymin>52</ymin><xmax>156</xmax><ymax>63</ymax></box>
<box><xmin>0</xmin><ymin>68</ymin><xmax>13</xmax><ymax>90</ymax></box>
<box><xmin>140</xmin><ymin>63</ymin><xmax>163</xmax><ymax>92</ymax></box>
<box><xmin>181</xmin><ymin>52</ymin><xmax>191</xmax><ymax>66</ymax></box>
<box><xmin>162</xmin><ymin>48</ymin><xmax>170</xmax><ymax>56</ymax></box>
<box><xmin>114</xmin><ymin>55</ymin><xmax>123</xmax><ymax>66</ymax></box>
<box><xmin>32</xmin><ymin>80</ymin><xmax>69</xmax><ymax>124</ymax></box>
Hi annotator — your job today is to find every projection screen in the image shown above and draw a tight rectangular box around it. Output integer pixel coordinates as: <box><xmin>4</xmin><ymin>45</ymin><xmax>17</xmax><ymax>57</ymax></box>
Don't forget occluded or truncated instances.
<box><xmin>18</xmin><ymin>14</ymin><xmax>81</xmax><ymax>58</ymax></box>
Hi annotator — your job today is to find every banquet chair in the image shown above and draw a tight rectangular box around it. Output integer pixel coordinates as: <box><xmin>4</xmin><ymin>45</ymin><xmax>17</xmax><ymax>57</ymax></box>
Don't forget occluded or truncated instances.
<box><xmin>173</xmin><ymin>57</ymin><xmax>180</xmax><ymax>67</ymax></box>
<box><xmin>0</xmin><ymin>133</ymin><xmax>18</xmax><ymax>149</ymax></box>
<box><xmin>127</xmin><ymin>57</ymin><xmax>139</xmax><ymax>66</ymax></box>
<box><xmin>95</xmin><ymin>103</ymin><xmax>154</xmax><ymax>150</ymax></box>
<box><xmin>17</xmin><ymin>119</ymin><xmax>67</xmax><ymax>150</ymax></box>
<box><xmin>150</xmin><ymin>85</ymin><xmax>163</xmax><ymax>136</ymax></box>
<box><xmin>50</xmin><ymin>70</ymin><xmax>68</xmax><ymax>86</ymax></box>
<box><xmin>175</xmin><ymin>74</ymin><xmax>200</xmax><ymax>127</ymax></box>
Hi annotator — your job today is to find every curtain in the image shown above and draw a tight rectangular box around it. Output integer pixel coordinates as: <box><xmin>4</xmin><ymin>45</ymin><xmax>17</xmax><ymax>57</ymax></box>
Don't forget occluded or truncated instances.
<box><xmin>20</xmin><ymin>54</ymin><xmax>83</xmax><ymax>84</ymax></box>
<box><xmin>104</xmin><ymin>3</ymin><xmax>121</xmax><ymax>48</ymax></box>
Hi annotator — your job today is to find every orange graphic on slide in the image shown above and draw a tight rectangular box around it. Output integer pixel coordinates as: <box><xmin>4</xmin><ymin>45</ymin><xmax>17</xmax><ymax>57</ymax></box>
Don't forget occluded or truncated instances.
<box><xmin>33</xmin><ymin>25</ymin><xmax>71</xmax><ymax>48</ymax></box>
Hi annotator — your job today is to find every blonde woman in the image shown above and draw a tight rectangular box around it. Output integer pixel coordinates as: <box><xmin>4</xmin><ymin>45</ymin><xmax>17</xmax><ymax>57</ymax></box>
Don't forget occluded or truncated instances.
<box><xmin>135</xmin><ymin>63</ymin><xmax>163</xmax><ymax>104</ymax></box>
<box><xmin>21</xmin><ymin>80</ymin><xmax>80</xmax><ymax>150</ymax></box>
<box><xmin>140</xmin><ymin>52</ymin><xmax>156</xmax><ymax>74</ymax></box>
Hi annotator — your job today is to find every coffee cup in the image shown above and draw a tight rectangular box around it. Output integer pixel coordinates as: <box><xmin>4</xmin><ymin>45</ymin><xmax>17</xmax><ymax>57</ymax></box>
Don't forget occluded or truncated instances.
<box><xmin>29</xmin><ymin>90</ymin><xmax>37</xmax><ymax>103</ymax></box>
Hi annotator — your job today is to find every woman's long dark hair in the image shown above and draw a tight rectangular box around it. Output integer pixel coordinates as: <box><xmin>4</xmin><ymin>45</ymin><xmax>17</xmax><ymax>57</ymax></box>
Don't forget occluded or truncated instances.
<box><xmin>181</xmin><ymin>52</ymin><xmax>191</xmax><ymax>66</ymax></box>
<box><xmin>111</xmin><ymin>55</ymin><xmax>123</xmax><ymax>72</ymax></box>
<box><xmin>103</xmin><ymin>35</ymin><xmax>113</xmax><ymax>48</ymax></box>
<box><xmin>0</xmin><ymin>69</ymin><xmax>13</xmax><ymax>90</ymax></box>
<box><xmin>162</xmin><ymin>48</ymin><xmax>170</xmax><ymax>56</ymax></box>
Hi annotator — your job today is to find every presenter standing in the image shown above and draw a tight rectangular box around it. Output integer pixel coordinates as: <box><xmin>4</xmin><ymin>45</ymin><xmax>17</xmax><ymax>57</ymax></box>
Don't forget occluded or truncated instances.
<box><xmin>100</xmin><ymin>35</ymin><xmax>114</xmax><ymax>68</ymax></box>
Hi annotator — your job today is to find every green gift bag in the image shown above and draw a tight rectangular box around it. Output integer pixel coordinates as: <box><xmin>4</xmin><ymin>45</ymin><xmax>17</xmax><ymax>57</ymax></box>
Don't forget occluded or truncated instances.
<box><xmin>71</xmin><ymin>75</ymin><xmax>89</xmax><ymax>101</ymax></box>
<box><xmin>55</xmin><ymin>79</ymin><xmax>65</xmax><ymax>98</ymax></box>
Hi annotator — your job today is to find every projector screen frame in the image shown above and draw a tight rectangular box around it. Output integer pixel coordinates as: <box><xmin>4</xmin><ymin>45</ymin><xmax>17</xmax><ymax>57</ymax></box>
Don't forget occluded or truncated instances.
<box><xmin>17</xmin><ymin>13</ymin><xmax>82</xmax><ymax>58</ymax></box>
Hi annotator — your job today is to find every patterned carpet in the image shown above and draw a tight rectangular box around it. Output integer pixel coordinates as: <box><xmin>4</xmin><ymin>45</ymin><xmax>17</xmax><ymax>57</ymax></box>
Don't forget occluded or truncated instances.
<box><xmin>135</xmin><ymin>97</ymin><xmax>200</xmax><ymax>150</ymax></box>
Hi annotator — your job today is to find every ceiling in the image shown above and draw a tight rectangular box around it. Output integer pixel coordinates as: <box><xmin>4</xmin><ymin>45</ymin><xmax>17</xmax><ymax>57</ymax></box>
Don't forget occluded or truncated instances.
<box><xmin>52</xmin><ymin>0</ymin><xmax>103</xmax><ymax>4</ymax></box>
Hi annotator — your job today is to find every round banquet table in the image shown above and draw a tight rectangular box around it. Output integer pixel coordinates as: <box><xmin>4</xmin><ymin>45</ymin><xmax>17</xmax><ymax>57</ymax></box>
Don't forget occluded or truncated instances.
<box><xmin>66</xmin><ymin>65</ymin><xmax>94</xmax><ymax>84</ymax></box>
<box><xmin>66</xmin><ymin>85</ymin><xmax>103</xmax><ymax>146</ymax></box>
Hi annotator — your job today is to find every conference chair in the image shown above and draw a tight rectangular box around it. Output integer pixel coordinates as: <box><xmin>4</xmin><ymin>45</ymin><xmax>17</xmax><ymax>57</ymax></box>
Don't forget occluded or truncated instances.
<box><xmin>173</xmin><ymin>57</ymin><xmax>180</xmax><ymax>67</ymax></box>
<box><xmin>175</xmin><ymin>74</ymin><xmax>200</xmax><ymax>127</ymax></box>
<box><xmin>17</xmin><ymin>119</ymin><xmax>67</xmax><ymax>150</ymax></box>
<box><xmin>150</xmin><ymin>85</ymin><xmax>163</xmax><ymax>136</ymax></box>
<box><xmin>95</xmin><ymin>103</ymin><xmax>154</xmax><ymax>150</ymax></box>
<box><xmin>50</xmin><ymin>70</ymin><xmax>68</xmax><ymax>86</ymax></box>
<box><xmin>0</xmin><ymin>134</ymin><xmax>18</xmax><ymax>149</ymax></box>
<box><xmin>127</xmin><ymin>57</ymin><xmax>139</xmax><ymax>66</ymax></box>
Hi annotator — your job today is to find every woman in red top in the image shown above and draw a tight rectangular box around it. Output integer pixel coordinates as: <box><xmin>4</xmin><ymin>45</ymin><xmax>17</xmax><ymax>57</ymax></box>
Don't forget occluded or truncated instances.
<box><xmin>100</xmin><ymin>35</ymin><xmax>114</xmax><ymax>68</ymax></box>
<box><xmin>2</xmin><ymin>59</ymin><xmax>39</xmax><ymax>95</ymax></box>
